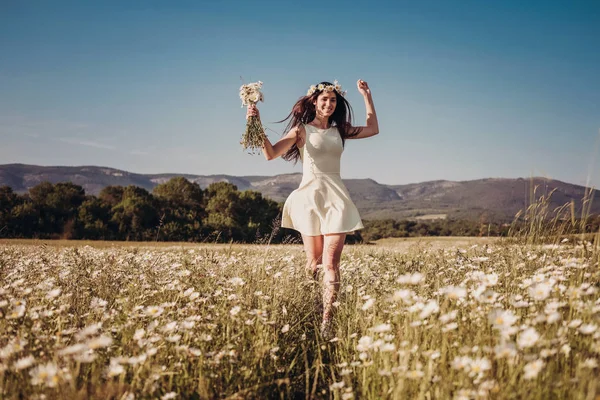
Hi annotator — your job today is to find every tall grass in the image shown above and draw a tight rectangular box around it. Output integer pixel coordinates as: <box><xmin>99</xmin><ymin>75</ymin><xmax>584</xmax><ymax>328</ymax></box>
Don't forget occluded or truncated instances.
<box><xmin>0</xmin><ymin>234</ymin><xmax>599</xmax><ymax>399</ymax></box>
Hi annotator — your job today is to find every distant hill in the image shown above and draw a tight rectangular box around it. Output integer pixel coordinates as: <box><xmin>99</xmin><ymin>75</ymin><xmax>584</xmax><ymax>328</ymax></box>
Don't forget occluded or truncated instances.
<box><xmin>1</xmin><ymin>164</ymin><xmax>598</xmax><ymax>222</ymax></box>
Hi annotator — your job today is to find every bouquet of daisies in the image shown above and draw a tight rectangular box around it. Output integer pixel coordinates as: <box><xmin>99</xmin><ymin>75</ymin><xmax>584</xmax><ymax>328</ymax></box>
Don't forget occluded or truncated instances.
<box><xmin>239</xmin><ymin>81</ymin><xmax>266</xmax><ymax>154</ymax></box>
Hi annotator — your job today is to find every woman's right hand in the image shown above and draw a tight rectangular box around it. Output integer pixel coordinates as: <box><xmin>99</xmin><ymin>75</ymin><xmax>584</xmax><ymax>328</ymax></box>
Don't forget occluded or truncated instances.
<box><xmin>246</xmin><ymin>103</ymin><xmax>260</xmax><ymax>120</ymax></box>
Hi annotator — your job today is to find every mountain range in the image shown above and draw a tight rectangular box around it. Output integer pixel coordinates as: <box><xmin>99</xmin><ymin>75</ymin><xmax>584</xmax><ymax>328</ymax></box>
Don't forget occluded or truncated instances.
<box><xmin>1</xmin><ymin>163</ymin><xmax>598</xmax><ymax>222</ymax></box>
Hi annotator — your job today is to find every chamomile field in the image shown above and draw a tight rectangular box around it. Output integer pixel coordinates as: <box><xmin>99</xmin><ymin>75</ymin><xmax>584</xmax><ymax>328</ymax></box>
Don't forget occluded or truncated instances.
<box><xmin>0</xmin><ymin>237</ymin><xmax>599</xmax><ymax>399</ymax></box>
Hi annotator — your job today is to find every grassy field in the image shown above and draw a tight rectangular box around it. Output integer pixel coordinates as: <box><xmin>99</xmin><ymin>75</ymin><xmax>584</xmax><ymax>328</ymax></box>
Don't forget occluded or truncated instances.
<box><xmin>0</xmin><ymin>237</ymin><xmax>599</xmax><ymax>399</ymax></box>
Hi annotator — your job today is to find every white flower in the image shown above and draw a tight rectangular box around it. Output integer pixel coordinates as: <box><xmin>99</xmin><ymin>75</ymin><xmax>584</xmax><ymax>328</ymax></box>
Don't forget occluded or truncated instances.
<box><xmin>58</xmin><ymin>343</ymin><xmax>88</xmax><ymax>356</ymax></box>
<box><xmin>469</xmin><ymin>357</ymin><xmax>491</xmax><ymax>376</ymax></box>
<box><xmin>560</xmin><ymin>344</ymin><xmax>571</xmax><ymax>357</ymax></box>
<box><xmin>443</xmin><ymin>286</ymin><xmax>467</xmax><ymax>300</ymax></box>
<box><xmin>14</xmin><ymin>355</ymin><xmax>35</xmax><ymax>370</ymax></box>
<box><xmin>406</xmin><ymin>370</ymin><xmax>425</xmax><ymax>379</ymax></box>
<box><xmin>489</xmin><ymin>309</ymin><xmax>519</xmax><ymax>330</ymax></box>
<box><xmin>442</xmin><ymin>322</ymin><xmax>458</xmax><ymax>332</ymax></box>
<box><xmin>396</xmin><ymin>273</ymin><xmax>424</xmax><ymax>285</ymax></box>
<box><xmin>29</xmin><ymin>362</ymin><xmax>60</xmax><ymax>387</ymax></box>
<box><xmin>452</xmin><ymin>356</ymin><xmax>472</xmax><ymax>371</ymax></box>
<box><xmin>419</xmin><ymin>300</ymin><xmax>440</xmax><ymax>320</ymax></box>
<box><xmin>483</xmin><ymin>273</ymin><xmax>499</xmax><ymax>286</ymax></box>
<box><xmin>380</xmin><ymin>343</ymin><xmax>396</xmax><ymax>352</ymax></box>
<box><xmin>517</xmin><ymin>328</ymin><xmax>540</xmax><ymax>349</ymax></box>
<box><xmin>162</xmin><ymin>393</ymin><xmax>178</xmax><ymax>400</ymax></box>
<box><xmin>46</xmin><ymin>288</ymin><xmax>61</xmax><ymax>299</ymax></box>
<box><xmin>371</xmin><ymin>323</ymin><xmax>392</xmax><ymax>333</ymax></box>
<box><xmin>546</xmin><ymin>312</ymin><xmax>561</xmax><ymax>323</ymax></box>
<box><xmin>133</xmin><ymin>328</ymin><xmax>146</xmax><ymax>341</ymax></box>
<box><xmin>392</xmin><ymin>289</ymin><xmax>413</xmax><ymax>303</ymax></box>
<box><xmin>357</xmin><ymin>336</ymin><xmax>373</xmax><ymax>352</ymax></box>
<box><xmin>580</xmin><ymin>358</ymin><xmax>598</xmax><ymax>369</ymax></box>
<box><xmin>144</xmin><ymin>306</ymin><xmax>164</xmax><ymax>318</ymax></box>
<box><xmin>230</xmin><ymin>306</ymin><xmax>241</xmax><ymax>316</ymax></box>
<box><xmin>281</xmin><ymin>324</ymin><xmax>290</xmax><ymax>334</ymax></box>
<box><xmin>362</xmin><ymin>298</ymin><xmax>375</xmax><ymax>311</ymax></box>
<box><xmin>529</xmin><ymin>282</ymin><xmax>553</xmax><ymax>301</ymax></box>
<box><xmin>440</xmin><ymin>310</ymin><xmax>458</xmax><ymax>324</ymax></box>
<box><xmin>229</xmin><ymin>277</ymin><xmax>245</xmax><ymax>286</ymax></box>
<box><xmin>106</xmin><ymin>361</ymin><xmax>125</xmax><ymax>377</ymax></box>
<box><xmin>568</xmin><ymin>319</ymin><xmax>583</xmax><ymax>329</ymax></box>
<box><xmin>87</xmin><ymin>335</ymin><xmax>113</xmax><ymax>349</ymax></box>
<box><xmin>523</xmin><ymin>359</ymin><xmax>544</xmax><ymax>380</ymax></box>
<box><xmin>494</xmin><ymin>342</ymin><xmax>517</xmax><ymax>359</ymax></box>
<box><xmin>579</xmin><ymin>324</ymin><xmax>598</xmax><ymax>335</ymax></box>
<box><xmin>330</xmin><ymin>380</ymin><xmax>345</xmax><ymax>390</ymax></box>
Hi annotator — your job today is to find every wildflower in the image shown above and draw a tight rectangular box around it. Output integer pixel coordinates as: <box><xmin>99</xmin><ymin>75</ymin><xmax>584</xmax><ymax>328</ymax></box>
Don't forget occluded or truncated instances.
<box><xmin>371</xmin><ymin>323</ymin><xmax>392</xmax><ymax>333</ymax></box>
<box><xmin>444</xmin><ymin>286</ymin><xmax>467</xmax><ymax>300</ymax></box>
<box><xmin>330</xmin><ymin>381</ymin><xmax>345</xmax><ymax>390</ymax></box>
<box><xmin>162</xmin><ymin>393</ymin><xmax>177</xmax><ymax>400</ymax></box>
<box><xmin>419</xmin><ymin>300</ymin><xmax>440</xmax><ymax>320</ymax></box>
<box><xmin>46</xmin><ymin>288</ymin><xmax>61</xmax><ymax>299</ymax></box>
<box><xmin>380</xmin><ymin>343</ymin><xmax>396</xmax><ymax>352</ymax></box>
<box><xmin>440</xmin><ymin>310</ymin><xmax>458</xmax><ymax>324</ymax></box>
<box><xmin>133</xmin><ymin>328</ymin><xmax>146</xmax><ymax>341</ymax></box>
<box><xmin>517</xmin><ymin>328</ymin><xmax>540</xmax><ymax>349</ymax></box>
<box><xmin>29</xmin><ymin>362</ymin><xmax>60</xmax><ymax>387</ymax></box>
<box><xmin>523</xmin><ymin>359</ymin><xmax>544</xmax><ymax>380</ymax></box>
<box><xmin>106</xmin><ymin>361</ymin><xmax>125</xmax><ymax>377</ymax></box>
<box><xmin>560</xmin><ymin>344</ymin><xmax>571</xmax><ymax>357</ymax></box>
<box><xmin>568</xmin><ymin>319</ymin><xmax>582</xmax><ymax>328</ymax></box>
<box><xmin>443</xmin><ymin>322</ymin><xmax>458</xmax><ymax>332</ymax></box>
<box><xmin>362</xmin><ymin>298</ymin><xmax>375</xmax><ymax>311</ymax></box>
<box><xmin>579</xmin><ymin>324</ymin><xmax>598</xmax><ymax>335</ymax></box>
<box><xmin>469</xmin><ymin>357</ymin><xmax>491</xmax><ymax>376</ymax></box>
<box><xmin>144</xmin><ymin>306</ymin><xmax>164</xmax><ymax>318</ymax></box>
<box><xmin>87</xmin><ymin>335</ymin><xmax>113</xmax><ymax>349</ymax></box>
<box><xmin>14</xmin><ymin>355</ymin><xmax>35</xmax><ymax>370</ymax></box>
<box><xmin>230</xmin><ymin>306</ymin><xmax>241</xmax><ymax>316</ymax></box>
<box><xmin>406</xmin><ymin>370</ymin><xmax>425</xmax><ymax>379</ymax></box>
<box><xmin>357</xmin><ymin>336</ymin><xmax>373</xmax><ymax>352</ymax></box>
<box><xmin>452</xmin><ymin>356</ymin><xmax>472</xmax><ymax>371</ymax></box>
<box><xmin>396</xmin><ymin>273</ymin><xmax>424</xmax><ymax>285</ymax></box>
<box><xmin>489</xmin><ymin>309</ymin><xmax>519</xmax><ymax>330</ymax></box>
<box><xmin>392</xmin><ymin>289</ymin><xmax>413</xmax><ymax>303</ymax></box>
<box><xmin>58</xmin><ymin>343</ymin><xmax>88</xmax><ymax>356</ymax></box>
<box><xmin>580</xmin><ymin>358</ymin><xmax>598</xmax><ymax>369</ymax></box>
<box><xmin>229</xmin><ymin>277</ymin><xmax>245</xmax><ymax>286</ymax></box>
<box><xmin>529</xmin><ymin>282</ymin><xmax>553</xmax><ymax>301</ymax></box>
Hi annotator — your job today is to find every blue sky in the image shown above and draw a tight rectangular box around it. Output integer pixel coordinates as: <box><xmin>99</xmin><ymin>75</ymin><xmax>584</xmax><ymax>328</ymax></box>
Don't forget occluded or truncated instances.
<box><xmin>1</xmin><ymin>0</ymin><xmax>599</xmax><ymax>188</ymax></box>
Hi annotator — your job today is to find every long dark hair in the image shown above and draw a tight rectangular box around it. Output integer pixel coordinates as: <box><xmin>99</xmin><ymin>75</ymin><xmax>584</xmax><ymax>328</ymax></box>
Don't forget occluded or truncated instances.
<box><xmin>278</xmin><ymin>82</ymin><xmax>361</xmax><ymax>163</ymax></box>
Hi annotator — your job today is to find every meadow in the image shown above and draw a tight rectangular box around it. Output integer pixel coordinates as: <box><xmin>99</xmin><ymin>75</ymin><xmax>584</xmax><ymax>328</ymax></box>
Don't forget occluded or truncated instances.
<box><xmin>0</xmin><ymin>236</ymin><xmax>599</xmax><ymax>399</ymax></box>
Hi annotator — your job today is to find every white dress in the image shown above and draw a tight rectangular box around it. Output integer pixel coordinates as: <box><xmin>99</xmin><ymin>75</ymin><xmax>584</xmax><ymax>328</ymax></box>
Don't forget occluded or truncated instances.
<box><xmin>281</xmin><ymin>123</ymin><xmax>364</xmax><ymax>236</ymax></box>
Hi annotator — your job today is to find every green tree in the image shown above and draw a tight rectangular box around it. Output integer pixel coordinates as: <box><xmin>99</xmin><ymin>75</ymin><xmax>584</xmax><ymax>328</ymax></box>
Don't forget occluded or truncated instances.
<box><xmin>153</xmin><ymin>177</ymin><xmax>206</xmax><ymax>241</ymax></box>
<box><xmin>110</xmin><ymin>186</ymin><xmax>159</xmax><ymax>241</ymax></box>
<box><xmin>28</xmin><ymin>182</ymin><xmax>86</xmax><ymax>238</ymax></box>
<box><xmin>76</xmin><ymin>197</ymin><xmax>113</xmax><ymax>240</ymax></box>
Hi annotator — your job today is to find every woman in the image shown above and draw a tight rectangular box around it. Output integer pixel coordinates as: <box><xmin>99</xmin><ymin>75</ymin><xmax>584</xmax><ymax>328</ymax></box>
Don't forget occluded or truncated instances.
<box><xmin>246</xmin><ymin>79</ymin><xmax>379</xmax><ymax>338</ymax></box>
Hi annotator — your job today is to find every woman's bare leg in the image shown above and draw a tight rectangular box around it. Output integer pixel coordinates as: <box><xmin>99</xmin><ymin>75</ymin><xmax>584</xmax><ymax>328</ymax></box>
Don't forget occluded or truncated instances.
<box><xmin>321</xmin><ymin>233</ymin><xmax>346</xmax><ymax>334</ymax></box>
<box><xmin>301</xmin><ymin>234</ymin><xmax>323</xmax><ymax>280</ymax></box>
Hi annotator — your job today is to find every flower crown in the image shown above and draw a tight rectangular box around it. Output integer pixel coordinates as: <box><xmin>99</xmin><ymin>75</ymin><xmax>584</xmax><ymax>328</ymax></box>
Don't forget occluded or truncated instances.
<box><xmin>307</xmin><ymin>80</ymin><xmax>346</xmax><ymax>97</ymax></box>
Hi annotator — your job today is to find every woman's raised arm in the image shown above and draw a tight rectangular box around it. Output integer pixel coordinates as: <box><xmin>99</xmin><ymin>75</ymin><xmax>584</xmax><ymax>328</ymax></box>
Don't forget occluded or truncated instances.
<box><xmin>347</xmin><ymin>79</ymin><xmax>379</xmax><ymax>140</ymax></box>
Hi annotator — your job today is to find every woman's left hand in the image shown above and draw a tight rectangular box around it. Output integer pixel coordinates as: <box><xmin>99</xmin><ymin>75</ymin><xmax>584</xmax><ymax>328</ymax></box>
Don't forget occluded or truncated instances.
<box><xmin>357</xmin><ymin>79</ymin><xmax>371</xmax><ymax>97</ymax></box>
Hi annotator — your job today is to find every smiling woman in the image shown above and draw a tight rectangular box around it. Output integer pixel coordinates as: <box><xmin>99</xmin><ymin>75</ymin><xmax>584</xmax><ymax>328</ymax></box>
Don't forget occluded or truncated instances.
<box><xmin>244</xmin><ymin>79</ymin><xmax>379</xmax><ymax>339</ymax></box>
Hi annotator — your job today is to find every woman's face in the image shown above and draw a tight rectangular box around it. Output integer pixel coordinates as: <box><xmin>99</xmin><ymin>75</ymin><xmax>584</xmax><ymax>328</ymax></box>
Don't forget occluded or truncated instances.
<box><xmin>313</xmin><ymin>90</ymin><xmax>337</xmax><ymax>117</ymax></box>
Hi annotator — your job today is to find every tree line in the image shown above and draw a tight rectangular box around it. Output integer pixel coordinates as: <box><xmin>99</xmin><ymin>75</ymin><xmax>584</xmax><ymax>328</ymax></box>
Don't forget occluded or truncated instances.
<box><xmin>1</xmin><ymin>179</ymin><xmax>598</xmax><ymax>243</ymax></box>
<box><xmin>0</xmin><ymin>178</ymin><xmax>289</xmax><ymax>243</ymax></box>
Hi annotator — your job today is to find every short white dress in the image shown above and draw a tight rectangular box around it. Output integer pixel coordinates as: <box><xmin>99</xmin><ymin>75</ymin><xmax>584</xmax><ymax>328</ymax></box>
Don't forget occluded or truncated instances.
<box><xmin>281</xmin><ymin>123</ymin><xmax>364</xmax><ymax>236</ymax></box>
